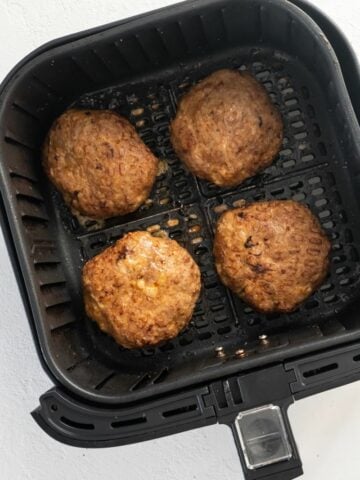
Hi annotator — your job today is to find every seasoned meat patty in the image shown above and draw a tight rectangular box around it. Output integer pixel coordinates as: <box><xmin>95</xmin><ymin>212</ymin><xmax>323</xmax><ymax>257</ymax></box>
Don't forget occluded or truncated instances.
<box><xmin>43</xmin><ymin>109</ymin><xmax>158</xmax><ymax>219</ymax></box>
<box><xmin>83</xmin><ymin>231</ymin><xmax>201</xmax><ymax>348</ymax></box>
<box><xmin>214</xmin><ymin>200</ymin><xmax>330</xmax><ymax>313</ymax></box>
<box><xmin>170</xmin><ymin>69</ymin><xmax>283</xmax><ymax>187</ymax></box>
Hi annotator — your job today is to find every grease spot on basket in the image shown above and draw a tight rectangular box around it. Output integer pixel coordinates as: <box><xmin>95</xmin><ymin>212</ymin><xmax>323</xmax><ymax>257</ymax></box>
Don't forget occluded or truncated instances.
<box><xmin>214</xmin><ymin>204</ymin><xmax>228</xmax><ymax>214</ymax></box>
<box><xmin>233</xmin><ymin>199</ymin><xmax>246</xmax><ymax>208</ymax></box>
<box><xmin>131</xmin><ymin>107</ymin><xmax>144</xmax><ymax>116</ymax></box>
<box><xmin>147</xmin><ymin>224</ymin><xmax>161</xmax><ymax>233</ymax></box>
<box><xmin>191</xmin><ymin>236</ymin><xmax>203</xmax><ymax>245</ymax></box>
<box><xmin>189</xmin><ymin>225</ymin><xmax>201</xmax><ymax>234</ymax></box>
<box><xmin>157</xmin><ymin>159</ymin><xmax>168</xmax><ymax>176</ymax></box>
<box><xmin>167</xmin><ymin>218</ymin><xmax>179</xmax><ymax>228</ymax></box>
<box><xmin>152</xmin><ymin>229</ymin><xmax>168</xmax><ymax>238</ymax></box>
<box><xmin>74</xmin><ymin>211</ymin><xmax>105</xmax><ymax>231</ymax></box>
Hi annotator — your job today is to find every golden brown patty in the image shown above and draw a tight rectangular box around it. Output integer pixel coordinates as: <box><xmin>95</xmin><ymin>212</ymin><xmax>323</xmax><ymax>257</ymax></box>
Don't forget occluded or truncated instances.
<box><xmin>214</xmin><ymin>200</ymin><xmax>330</xmax><ymax>313</ymax></box>
<box><xmin>43</xmin><ymin>109</ymin><xmax>158</xmax><ymax>219</ymax></box>
<box><xmin>170</xmin><ymin>69</ymin><xmax>283</xmax><ymax>187</ymax></box>
<box><xmin>82</xmin><ymin>231</ymin><xmax>201</xmax><ymax>348</ymax></box>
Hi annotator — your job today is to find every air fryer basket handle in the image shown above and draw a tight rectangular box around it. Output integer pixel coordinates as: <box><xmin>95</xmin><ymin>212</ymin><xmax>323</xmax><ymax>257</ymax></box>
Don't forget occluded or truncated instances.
<box><xmin>229</xmin><ymin>401</ymin><xmax>302</xmax><ymax>480</ymax></box>
<box><xmin>33</xmin><ymin>366</ymin><xmax>303</xmax><ymax>479</ymax></box>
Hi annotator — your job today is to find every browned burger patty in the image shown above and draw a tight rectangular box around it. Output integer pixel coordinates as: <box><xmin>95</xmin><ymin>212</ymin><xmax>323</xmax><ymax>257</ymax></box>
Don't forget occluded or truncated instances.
<box><xmin>170</xmin><ymin>69</ymin><xmax>283</xmax><ymax>187</ymax></box>
<box><xmin>82</xmin><ymin>231</ymin><xmax>201</xmax><ymax>348</ymax></box>
<box><xmin>43</xmin><ymin>109</ymin><xmax>158</xmax><ymax>219</ymax></box>
<box><xmin>214</xmin><ymin>200</ymin><xmax>331</xmax><ymax>313</ymax></box>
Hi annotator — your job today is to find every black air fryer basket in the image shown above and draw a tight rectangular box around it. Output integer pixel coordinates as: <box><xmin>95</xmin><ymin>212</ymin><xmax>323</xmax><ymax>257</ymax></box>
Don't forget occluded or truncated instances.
<box><xmin>1</xmin><ymin>0</ymin><xmax>360</xmax><ymax>478</ymax></box>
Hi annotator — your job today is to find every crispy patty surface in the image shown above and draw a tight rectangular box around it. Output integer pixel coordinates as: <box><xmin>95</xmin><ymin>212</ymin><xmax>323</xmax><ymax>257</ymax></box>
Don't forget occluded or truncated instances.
<box><xmin>43</xmin><ymin>109</ymin><xmax>158</xmax><ymax>219</ymax></box>
<box><xmin>214</xmin><ymin>200</ymin><xmax>331</xmax><ymax>313</ymax></box>
<box><xmin>83</xmin><ymin>231</ymin><xmax>201</xmax><ymax>348</ymax></box>
<box><xmin>170</xmin><ymin>69</ymin><xmax>283</xmax><ymax>187</ymax></box>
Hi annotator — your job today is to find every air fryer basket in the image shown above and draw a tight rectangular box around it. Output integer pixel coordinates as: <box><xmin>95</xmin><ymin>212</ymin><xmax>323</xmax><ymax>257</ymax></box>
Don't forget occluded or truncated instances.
<box><xmin>2</xmin><ymin>0</ymin><xmax>360</xmax><ymax>478</ymax></box>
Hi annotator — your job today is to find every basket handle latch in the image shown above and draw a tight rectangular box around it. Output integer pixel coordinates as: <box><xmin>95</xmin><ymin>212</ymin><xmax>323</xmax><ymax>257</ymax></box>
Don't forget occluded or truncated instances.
<box><xmin>230</xmin><ymin>400</ymin><xmax>302</xmax><ymax>480</ymax></box>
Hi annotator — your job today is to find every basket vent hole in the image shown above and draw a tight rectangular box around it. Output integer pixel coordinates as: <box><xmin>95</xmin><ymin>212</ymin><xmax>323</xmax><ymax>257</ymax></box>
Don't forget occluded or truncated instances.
<box><xmin>214</xmin><ymin>313</ymin><xmax>228</xmax><ymax>323</ymax></box>
<box><xmin>254</xmin><ymin>192</ymin><xmax>265</xmax><ymax>201</ymax></box>
<box><xmin>292</xmin><ymin>192</ymin><xmax>305</xmax><ymax>201</ymax></box>
<box><xmin>333</xmin><ymin>254</ymin><xmax>346</xmax><ymax>264</ymax></box>
<box><xmin>211</xmin><ymin>303</ymin><xmax>225</xmax><ymax>313</ymax></box>
<box><xmin>271</xmin><ymin>187</ymin><xmax>284</xmax><ymax>196</ymax></box>
<box><xmin>153</xmin><ymin>112</ymin><xmax>168</xmax><ymax>122</ymax></box>
<box><xmin>280</xmin><ymin>148</ymin><xmax>292</xmax><ymax>157</ymax></box>
<box><xmin>281</xmin><ymin>87</ymin><xmax>295</xmax><ymax>96</ymax></box>
<box><xmin>255</xmin><ymin>69</ymin><xmax>270</xmax><ymax>80</ymax></box>
<box><xmin>189</xmin><ymin>224</ymin><xmax>201</xmax><ymax>234</ymax></box>
<box><xmin>243</xmin><ymin>306</ymin><xmax>254</xmax><ymax>314</ymax></box>
<box><xmin>111</xmin><ymin>416</ymin><xmax>146</xmax><ymax>428</ymax></box>
<box><xmin>312</xmin><ymin>187</ymin><xmax>324</xmax><ymax>196</ymax></box>
<box><xmin>330</xmin><ymin>231</ymin><xmax>340</xmax><ymax>241</ymax></box>
<box><xmin>287</xmin><ymin>109</ymin><xmax>301</xmax><ymax>118</ymax></box>
<box><xmin>153</xmin><ymin>369</ymin><xmax>169</xmax><ymax>384</ymax></box>
<box><xmin>303</xmin><ymin>363</ymin><xmax>338</xmax><ymax>378</ymax></box>
<box><xmin>291</xmin><ymin>120</ymin><xmax>304</xmax><ymax>129</ymax></box>
<box><xmin>263</xmin><ymin>81</ymin><xmax>273</xmax><ymax>90</ymax></box>
<box><xmin>198</xmin><ymin>331</ymin><xmax>212</xmax><ymax>340</ymax></box>
<box><xmin>277</xmin><ymin>76</ymin><xmax>290</xmax><ymax>88</ymax></box>
<box><xmin>323</xmin><ymin>294</ymin><xmax>338</xmax><ymax>304</ymax></box>
<box><xmin>294</xmin><ymin>131</ymin><xmax>307</xmax><ymax>140</ymax></box>
<box><xmin>319</xmin><ymin>210</ymin><xmax>331</xmax><ymax>219</ymax></box>
<box><xmin>141</xmin><ymin>347</ymin><xmax>155</xmax><ymax>356</ymax></box>
<box><xmin>169</xmin><ymin>230</ymin><xmax>182</xmax><ymax>240</ymax></box>
<box><xmin>320</xmin><ymin>283</ymin><xmax>334</xmax><ymax>293</ymax></box>
<box><xmin>323</xmin><ymin>220</ymin><xmax>335</xmax><ymax>229</ymax></box>
<box><xmin>131</xmin><ymin>374</ymin><xmax>152</xmax><ymax>391</ymax></box>
<box><xmin>60</xmin><ymin>416</ymin><xmax>95</xmax><ymax>430</ymax></box>
<box><xmin>315</xmin><ymin>198</ymin><xmax>327</xmax><ymax>208</ymax></box>
<box><xmin>195</xmin><ymin>246</ymin><xmax>208</xmax><ymax>256</ymax></box>
<box><xmin>285</xmin><ymin>97</ymin><xmax>298</xmax><ymax>107</ymax></box>
<box><xmin>131</xmin><ymin>107</ymin><xmax>144</xmax><ymax>116</ymax></box>
<box><xmin>353</xmin><ymin>354</ymin><xmax>360</xmax><ymax>362</ymax></box>
<box><xmin>162</xmin><ymin>404</ymin><xmax>197</xmax><ymax>418</ymax></box>
<box><xmin>50</xmin><ymin>404</ymin><xmax>58</xmax><ymax>412</ymax></box>
<box><xmin>90</xmin><ymin>240</ymin><xmax>106</xmax><ymax>250</ymax></box>
<box><xmin>191</xmin><ymin>236</ymin><xmax>203</xmax><ymax>245</ymax></box>
<box><xmin>227</xmin><ymin>378</ymin><xmax>243</xmax><ymax>405</ymax></box>
<box><xmin>308</xmin><ymin>176</ymin><xmax>321</xmax><ymax>185</ymax></box>
<box><xmin>302</xmin><ymin>153</ymin><xmax>315</xmax><ymax>163</ymax></box>
<box><xmin>289</xmin><ymin>181</ymin><xmax>303</xmax><ymax>190</ymax></box>
<box><xmin>282</xmin><ymin>159</ymin><xmax>296</xmax><ymax>168</ymax></box>
<box><xmin>95</xmin><ymin>372</ymin><xmax>116</xmax><ymax>391</ymax></box>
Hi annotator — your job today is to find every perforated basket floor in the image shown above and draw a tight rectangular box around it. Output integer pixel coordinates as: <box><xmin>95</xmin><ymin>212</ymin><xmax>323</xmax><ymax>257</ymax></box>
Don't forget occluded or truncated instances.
<box><xmin>48</xmin><ymin>48</ymin><xmax>360</xmax><ymax>390</ymax></box>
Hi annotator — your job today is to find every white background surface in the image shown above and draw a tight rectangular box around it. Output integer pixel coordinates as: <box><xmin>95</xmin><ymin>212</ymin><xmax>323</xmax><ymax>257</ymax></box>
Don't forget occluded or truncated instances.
<box><xmin>1</xmin><ymin>1</ymin><xmax>360</xmax><ymax>479</ymax></box>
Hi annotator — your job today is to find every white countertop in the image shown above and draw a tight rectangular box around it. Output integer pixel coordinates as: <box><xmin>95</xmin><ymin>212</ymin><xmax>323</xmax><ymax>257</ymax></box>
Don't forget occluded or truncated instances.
<box><xmin>1</xmin><ymin>1</ymin><xmax>360</xmax><ymax>478</ymax></box>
